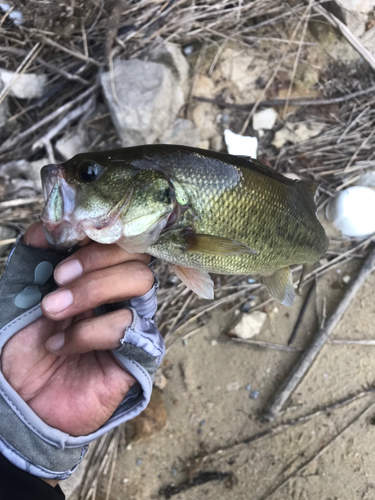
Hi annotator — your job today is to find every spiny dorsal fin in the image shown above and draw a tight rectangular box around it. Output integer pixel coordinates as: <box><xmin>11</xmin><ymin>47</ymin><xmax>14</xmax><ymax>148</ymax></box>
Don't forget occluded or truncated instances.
<box><xmin>261</xmin><ymin>267</ymin><xmax>295</xmax><ymax>306</ymax></box>
<box><xmin>297</xmin><ymin>179</ymin><xmax>319</xmax><ymax>200</ymax></box>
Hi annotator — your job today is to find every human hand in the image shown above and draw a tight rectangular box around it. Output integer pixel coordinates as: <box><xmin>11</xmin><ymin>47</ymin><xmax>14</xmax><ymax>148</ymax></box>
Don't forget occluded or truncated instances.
<box><xmin>1</xmin><ymin>222</ymin><xmax>154</xmax><ymax>437</ymax></box>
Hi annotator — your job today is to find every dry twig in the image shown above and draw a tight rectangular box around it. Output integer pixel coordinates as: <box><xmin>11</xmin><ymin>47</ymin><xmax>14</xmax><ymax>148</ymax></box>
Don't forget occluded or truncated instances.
<box><xmin>263</xmin><ymin>245</ymin><xmax>375</xmax><ymax>422</ymax></box>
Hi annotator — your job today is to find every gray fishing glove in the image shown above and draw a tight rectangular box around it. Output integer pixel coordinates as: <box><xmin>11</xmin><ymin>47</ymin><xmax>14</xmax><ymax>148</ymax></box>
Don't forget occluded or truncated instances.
<box><xmin>0</xmin><ymin>236</ymin><xmax>164</xmax><ymax>480</ymax></box>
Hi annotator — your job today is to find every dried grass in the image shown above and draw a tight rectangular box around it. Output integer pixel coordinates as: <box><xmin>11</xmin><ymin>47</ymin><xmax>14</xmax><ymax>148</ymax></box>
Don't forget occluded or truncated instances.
<box><xmin>1</xmin><ymin>1</ymin><xmax>375</xmax><ymax>497</ymax></box>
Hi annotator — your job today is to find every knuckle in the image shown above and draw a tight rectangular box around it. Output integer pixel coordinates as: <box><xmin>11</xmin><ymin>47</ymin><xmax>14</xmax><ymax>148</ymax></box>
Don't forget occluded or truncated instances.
<box><xmin>130</xmin><ymin>261</ymin><xmax>154</xmax><ymax>292</ymax></box>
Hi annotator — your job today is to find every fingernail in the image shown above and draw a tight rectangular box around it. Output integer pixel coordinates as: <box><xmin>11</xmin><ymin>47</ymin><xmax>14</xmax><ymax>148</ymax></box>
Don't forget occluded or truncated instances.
<box><xmin>46</xmin><ymin>332</ymin><xmax>65</xmax><ymax>352</ymax></box>
<box><xmin>55</xmin><ymin>259</ymin><xmax>83</xmax><ymax>284</ymax></box>
<box><xmin>43</xmin><ymin>289</ymin><xmax>73</xmax><ymax>314</ymax></box>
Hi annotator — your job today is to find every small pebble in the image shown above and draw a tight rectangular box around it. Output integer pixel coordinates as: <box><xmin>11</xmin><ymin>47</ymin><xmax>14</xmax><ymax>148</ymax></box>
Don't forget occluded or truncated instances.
<box><xmin>226</xmin><ymin>381</ymin><xmax>240</xmax><ymax>391</ymax></box>
<box><xmin>182</xmin><ymin>339</ymin><xmax>188</xmax><ymax>346</ymax></box>
<box><xmin>136</xmin><ymin>458</ymin><xmax>143</xmax><ymax>466</ymax></box>
<box><xmin>126</xmin><ymin>444</ymin><xmax>132</xmax><ymax>451</ymax></box>
<box><xmin>249</xmin><ymin>299</ymin><xmax>257</xmax><ymax>307</ymax></box>
<box><xmin>199</xmin><ymin>419</ymin><xmax>206</xmax><ymax>426</ymax></box>
<box><xmin>247</xmin><ymin>278</ymin><xmax>256</xmax><ymax>284</ymax></box>
<box><xmin>197</xmin><ymin>428</ymin><xmax>203</xmax><ymax>435</ymax></box>
<box><xmin>249</xmin><ymin>390</ymin><xmax>259</xmax><ymax>399</ymax></box>
<box><xmin>211</xmin><ymin>339</ymin><xmax>217</xmax><ymax>346</ymax></box>
<box><xmin>241</xmin><ymin>302</ymin><xmax>251</xmax><ymax>313</ymax></box>
<box><xmin>343</xmin><ymin>275</ymin><xmax>351</xmax><ymax>284</ymax></box>
<box><xmin>183</xmin><ymin>44</ymin><xmax>193</xmax><ymax>55</ymax></box>
<box><xmin>171</xmin><ymin>467</ymin><xmax>178</xmax><ymax>476</ymax></box>
<box><xmin>336</xmin><ymin>269</ymin><xmax>342</xmax><ymax>274</ymax></box>
<box><xmin>123</xmin><ymin>478</ymin><xmax>129</xmax><ymax>483</ymax></box>
<box><xmin>245</xmin><ymin>383</ymin><xmax>252</xmax><ymax>392</ymax></box>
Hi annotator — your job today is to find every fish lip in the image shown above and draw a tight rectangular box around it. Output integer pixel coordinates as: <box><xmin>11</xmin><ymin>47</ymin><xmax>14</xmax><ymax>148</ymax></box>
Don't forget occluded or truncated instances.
<box><xmin>41</xmin><ymin>163</ymin><xmax>83</xmax><ymax>247</ymax></box>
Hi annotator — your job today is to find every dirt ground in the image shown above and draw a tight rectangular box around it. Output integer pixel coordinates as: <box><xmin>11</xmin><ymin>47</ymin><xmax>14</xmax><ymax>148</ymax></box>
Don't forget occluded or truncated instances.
<box><xmin>62</xmin><ymin>249</ymin><xmax>375</xmax><ymax>500</ymax></box>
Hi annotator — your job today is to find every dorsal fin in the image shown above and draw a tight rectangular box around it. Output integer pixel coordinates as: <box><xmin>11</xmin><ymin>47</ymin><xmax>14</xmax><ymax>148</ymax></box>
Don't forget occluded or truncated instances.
<box><xmin>297</xmin><ymin>179</ymin><xmax>319</xmax><ymax>200</ymax></box>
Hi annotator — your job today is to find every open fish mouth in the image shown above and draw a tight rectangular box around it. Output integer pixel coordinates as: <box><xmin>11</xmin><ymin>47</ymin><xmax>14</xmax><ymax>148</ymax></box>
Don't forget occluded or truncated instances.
<box><xmin>41</xmin><ymin>164</ymin><xmax>84</xmax><ymax>248</ymax></box>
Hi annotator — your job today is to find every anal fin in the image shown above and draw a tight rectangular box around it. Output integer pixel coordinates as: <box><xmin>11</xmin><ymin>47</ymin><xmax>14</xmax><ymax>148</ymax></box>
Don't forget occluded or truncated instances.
<box><xmin>171</xmin><ymin>265</ymin><xmax>214</xmax><ymax>300</ymax></box>
<box><xmin>261</xmin><ymin>267</ymin><xmax>295</xmax><ymax>306</ymax></box>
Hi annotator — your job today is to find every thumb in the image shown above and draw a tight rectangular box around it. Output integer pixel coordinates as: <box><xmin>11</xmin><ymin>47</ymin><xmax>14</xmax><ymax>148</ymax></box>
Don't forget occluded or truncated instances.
<box><xmin>23</xmin><ymin>222</ymin><xmax>51</xmax><ymax>249</ymax></box>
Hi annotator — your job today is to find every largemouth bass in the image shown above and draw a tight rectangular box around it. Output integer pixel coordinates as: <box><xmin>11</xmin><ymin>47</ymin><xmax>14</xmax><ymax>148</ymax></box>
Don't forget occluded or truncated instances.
<box><xmin>41</xmin><ymin>145</ymin><xmax>328</xmax><ymax>305</ymax></box>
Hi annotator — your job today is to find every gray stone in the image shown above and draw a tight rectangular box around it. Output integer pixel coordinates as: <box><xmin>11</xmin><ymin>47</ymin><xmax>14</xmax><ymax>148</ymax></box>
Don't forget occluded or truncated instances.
<box><xmin>149</xmin><ymin>43</ymin><xmax>190</xmax><ymax>97</ymax></box>
<box><xmin>160</xmin><ymin>118</ymin><xmax>200</xmax><ymax>147</ymax></box>
<box><xmin>55</xmin><ymin>129</ymin><xmax>90</xmax><ymax>161</ymax></box>
<box><xmin>0</xmin><ymin>69</ymin><xmax>47</xmax><ymax>99</ymax></box>
<box><xmin>100</xmin><ymin>59</ymin><xmax>184</xmax><ymax>147</ymax></box>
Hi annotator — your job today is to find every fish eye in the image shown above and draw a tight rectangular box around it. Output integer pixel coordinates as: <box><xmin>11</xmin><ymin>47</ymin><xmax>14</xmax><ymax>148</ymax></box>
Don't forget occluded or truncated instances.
<box><xmin>77</xmin><ymin>160</ymin><xmax>104</xmax><ymax>182</ymax></box>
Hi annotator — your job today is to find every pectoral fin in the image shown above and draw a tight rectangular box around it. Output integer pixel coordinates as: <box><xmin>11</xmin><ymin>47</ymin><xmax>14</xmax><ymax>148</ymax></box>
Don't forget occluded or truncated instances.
<box><xmin>261</xmin><ymin>267</ymin><xmax>295</xmax><ymax>306</ymax></box>
<box><xmin>184</xmin><ymin>233</ymin><xmax>257</xmax><ymax>256</ymax></box>
<box><xmin>172</xmin><ymin>265</ymin><xmax>214</xmax><ymax>299</ymax></box>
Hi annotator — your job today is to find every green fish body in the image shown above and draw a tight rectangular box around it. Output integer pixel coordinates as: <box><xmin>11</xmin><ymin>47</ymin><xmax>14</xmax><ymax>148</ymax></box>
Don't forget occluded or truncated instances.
<box><xmin>41</xmin><ymin>145</ymin><xmax>328</xmax><ymax>305</ymax></box>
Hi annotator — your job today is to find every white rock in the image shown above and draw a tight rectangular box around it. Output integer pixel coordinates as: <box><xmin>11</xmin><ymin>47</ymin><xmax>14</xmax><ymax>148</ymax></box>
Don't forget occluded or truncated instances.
<box><xmin>224</xmin><ymin>129</ymin><xmax>258</xmax><ymax>158</ymax></box>
<box><xmin>101</xmin><ymin>59</ymin><xmax>184</xmax><ymax>147</ymax></box>
<box><xmin>154</xmin><ymin>369</ymin><xmax>168</xmax><ymax>390</ymax></box>
<box><xmin>272</xmin><ymin>122</ymin><xmax>325</xmax><ymax>149</ymax></box>
<box><xmin>325</xmin><ymin>186</ymin><xmax>375</xmax><ymax>237</ymax></box>
<box><xmin>282</xmin><ymin>172</ymin><xmax>301</xmax><ymax>181</ymax></box>
<box><xmin>0</xmin><ymin>69</ymin><xmax>47</xmax><ymax>99</ymax></box>
<box><xmin>233</xmin><ymin>311</ymin><xmax>267</xmax><ymax>339</ymax></box>
<box><xmin>252</xmin><ymin>108</ymin><xmax>278</xmax><ymax>131</ymax></box>
<box><xmin>149</xmin><ymin>43</ymin><xmax>190</xmax><ymax>97</ymax></box>
<box><xmin>160</xmin><ymin>118</ymin><xmax>200</xmax><ymax>147</ymax></box>
<box><xmin>335</xmin><ymin>0</ymin><xmax>373</xmax><ymax>14</ymax></box>
<box><xmin>55</xmin><ymin>129</ymin><xmax>90</xmax><ymax>161</ymax></box>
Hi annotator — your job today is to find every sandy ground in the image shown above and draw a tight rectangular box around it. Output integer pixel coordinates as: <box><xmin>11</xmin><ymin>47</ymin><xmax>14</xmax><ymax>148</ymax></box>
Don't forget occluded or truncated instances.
<box><xmin>62</xmin><ymin>253</ymin><xmax>375</xmax><ymax>500</ymax></box>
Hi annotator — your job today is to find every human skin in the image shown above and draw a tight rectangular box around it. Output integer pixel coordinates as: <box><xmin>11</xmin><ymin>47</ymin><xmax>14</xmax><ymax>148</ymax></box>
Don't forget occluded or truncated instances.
<box><xmin>0</xmin><ymin>222</ymin><xmax>154</xmax><ymax>487</ymax></box>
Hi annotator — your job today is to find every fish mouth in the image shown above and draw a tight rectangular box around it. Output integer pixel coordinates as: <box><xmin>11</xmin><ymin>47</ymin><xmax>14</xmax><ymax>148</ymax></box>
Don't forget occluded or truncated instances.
<box><xmin>41</xmin><ymin>164</ymin><xmax>84</xmax><ymax>248</ymax></box>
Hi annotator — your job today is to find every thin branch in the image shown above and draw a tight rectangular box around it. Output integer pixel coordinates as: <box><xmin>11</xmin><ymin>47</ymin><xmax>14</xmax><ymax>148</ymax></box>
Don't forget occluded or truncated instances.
<box><xmin>263</xmin><ymin>245</ymin><xmax>375</xmax><ymax>422</ymax></box>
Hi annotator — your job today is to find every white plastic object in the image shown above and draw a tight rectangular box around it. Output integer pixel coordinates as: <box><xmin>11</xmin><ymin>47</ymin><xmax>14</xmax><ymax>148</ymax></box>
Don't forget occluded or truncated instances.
<box><xmin>326</xmin><ymin>186</ymin><xmax>375</xmax><ymax>237</ymax></box>
<box><xmin>252</xmin><ymin>108</ymin><xmax>277</xmax><ymax>131</ymax></box>
<box><xmin>224</xmin><ymin>129</ymin><xmax>258</xmax><ymax>158</ymax></box>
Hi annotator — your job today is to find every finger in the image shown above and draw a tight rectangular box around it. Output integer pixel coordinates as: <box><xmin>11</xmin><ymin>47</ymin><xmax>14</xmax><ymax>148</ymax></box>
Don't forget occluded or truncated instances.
<box><xmin>23</xmin><ymin>222</ymin><xmax>51</xmax><ymax>249</ymax></box>
<box><xmin>42</xmin><ymin>261</ymin><xmax>154</xmax><ymax>320</ymax></box>
<box><xmin>54</xmin><ymin>241</ymin><xmax>151</xmax><ymax>286</ymax></box>
<box><xmin>45</xmin><ymin>308</ymin><xmax>133</xmax><ymax>355</ymax></box>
